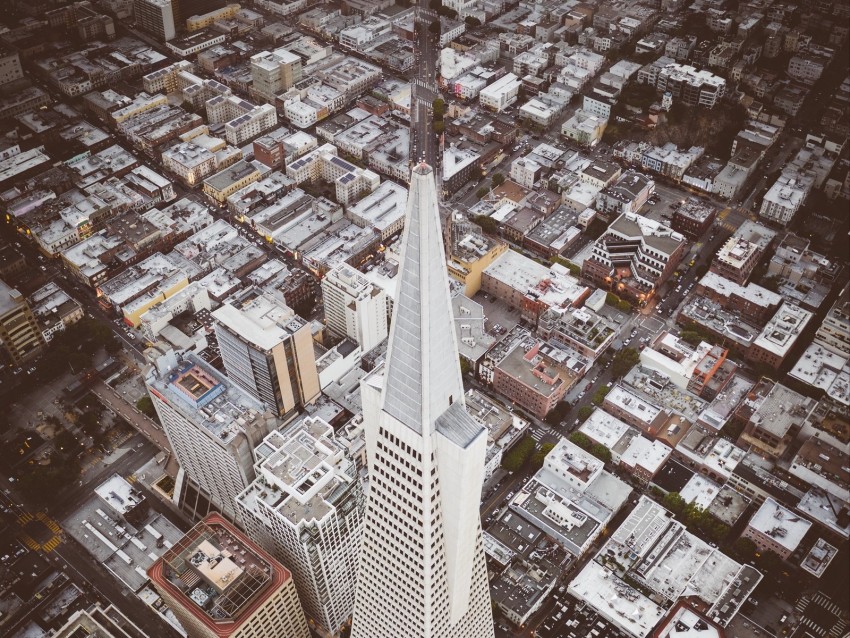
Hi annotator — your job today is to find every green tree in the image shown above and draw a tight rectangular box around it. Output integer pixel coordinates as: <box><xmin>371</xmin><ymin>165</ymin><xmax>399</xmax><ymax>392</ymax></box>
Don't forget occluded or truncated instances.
<box><xmin>136</xmin><ymin>396</ymin><xmax>156</xmax><ymax>419</ymax></box>
<box><xmin>529</xmin><ymin>442</ymin><xmax>555</xmax><ymax>470</ymax></box>
<box><xmin>501</xmin><ymin>436</ymin><xmax>536</xmax><ymax>472</ymax></box>
<box><xmin>78</xmin><ymin>409</ymin><xmax>102</xmax><ymax>436</ymax></box>
<box><xmin>663</xmin><ymin>491</ymin><xmax>686</xmax><ymax>514</ymax></box>
<box><xmin>585</xmin><ymin>218</ymin><xmax>609</xmax><ymax>240</ymax></box>
<box><xmin>491</xmin><ymin>173</ymin><xmax>505</xmax><ymax>188</ymax></box>
<box><xmin>679</xmin><ymin>330</ymin><xmax>705</xmax><ymax>347</ymax></box>
<box><xmin>591</xmin><ymin>386</ymin><xmax>610</xmax><ymax>406</ymax></box>
<box><xmin>459</xmin><ymin>356</ymin><xmax>472</xmax><ymax>376</ymax></box>
<box><xmin>473</xmin><ymin>215</ymin><xmax>499</xmax><ymax>234</ymax></box>
<box><xmin>576</xmin><ymin>405</ymin><xmax>594</xmax><ymax>422</ymax></box>
<box><xmin>476</xmin><ymin>187</ymin><xmax>489</xmax><ymax>199</ymax></box>
<box><xmin>544</xmin><ymin>401</ymin><xmax>571</xmax><ymax>425</ymax></box>
<box><xmin>605</xmin><ymin>292</ymin><xmax>621</xmax><ymax>307</ymax></box>
<box><xmin>761</xmin><ymin>275</ymin><xmax>782</xmax><ymax>292</ymax></box>
<box><xmin>569</xmin><ymin>431</ymin><xmax>592</xmax><ymax>449</ymax></box>
<box><xmin>551</xmin><ymin>256</ymin><xmax>581</xmax><ymax>276</ymax></box>
<box><xmin>432</xmin><ymin>98</ymin><xmax>446</xmax><ymax>119</ymax></box>
<box><xmin>730</xmin><ymin>537</ymin><xmax>757</xmax><ymax>562</ymax></box>
<box><xmin>611</xmin><ymin>348</ymin><xmax>640</xmax><ymax>378</ymax></box>
<box><xmin>53</xmin><ymin>430</ymin><xmax>80</xmax><ymax>455</ymax></box>
<box><xmin>464</xmin><ymin>16</ymin><xmax>481</xmax><ymax>27</ymax></box>
<box><xmin>617</xmin><ymin>300</ymin><xmax>631</xmax><ymax>313</ymax></box>
<box><xmin>428</xmin><ymin>19</ymin><xmax>441</xmax><ymax>34</ymax></box>
<box><xmin>590</xmin><ymin>443</ymin><xmax>612</xmax><ymax>463</ymax></box>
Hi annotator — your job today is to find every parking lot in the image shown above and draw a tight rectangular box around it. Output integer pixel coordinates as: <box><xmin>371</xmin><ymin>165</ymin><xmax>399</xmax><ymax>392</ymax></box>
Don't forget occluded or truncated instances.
<box><xmin>472</xmin><ymin>290</ymin><xmax>523</xmax><ymax>336</ymax></box>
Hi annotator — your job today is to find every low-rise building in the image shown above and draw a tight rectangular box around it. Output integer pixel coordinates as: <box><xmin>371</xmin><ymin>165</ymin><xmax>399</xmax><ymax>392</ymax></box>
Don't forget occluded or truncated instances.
<box><xmin>28</xmin><ymin>282</ymin><xmax>84</xmax><ymax>343</ymax></box>
<box><xmin>511</xmin><ymin>438</ymin><xmax>631</xmax><ymax>557</ymax></box>
<box><xmin>482</xmin><ymin>250</ymin><xmax>589</xmax><ymax>325</ymax></box>
<box><xmin>742</xmin><ymin>497</ymin><xmax>812</xmax><ymax>560</ymax></box>
<box><xmin>595</xmin><ymin>170</ymin><xmax>654</xmax><ymax>217</ymax></box>
<box><xmin>735</xmin><ymin>378</ymin><xmax>816</xmax><ymax>458</ymax></box>
<box><xmin>491</xmin><ymin>333</ymin><xmax>569</xmax><ymax>419</ymax></box>
<box><xmin>619</xmin><ymin>436</ymin><xmax>672</xmax><ymax>484</ymax></box>
<box><xmin>748</xmin><ymin>302</ymin><xmax>813</xmax><ymax>368</ymax></box>
<box><xmin>480</xmin><ymin>73</ymin><xmax>522</xmax><ymax>112</ymax></box>
<box><xmin>710</xmin><ymin>220</ymin><xmax>776</xmax><ymax>285</ymax></box>
<box><xmin>696</xmin><ymin>271</ymin><xmax>782</xmax><ymax>324</ymax></box>
<box><xmin>203</xmin><ymin>159</ymin><xmax>270</xmax><ymax>203</ymax></box>
<box><xmin>537</xmin><ymin>305</ymin><xmax>617</xmax><ymax>362</ymax></box>
<box><xmin>582</xmin><ymin>212</ymin><xmax>687</xmax><ymax>304</ymax></box>
<box><xmin>671</xmin><ymin>200</ymin><xmax>716</xmax><ymax>240</ymax></box>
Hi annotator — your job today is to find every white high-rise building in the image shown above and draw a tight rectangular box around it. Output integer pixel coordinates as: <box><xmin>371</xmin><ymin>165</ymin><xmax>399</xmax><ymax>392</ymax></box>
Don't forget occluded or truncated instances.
<box><xmin>145</xmin><ymin>352</ymin><xmax>279</xmax><ymax>521</ymax></box>
<box><xmin>133</xmin><ymin>0</ymin><xmax>176</xmax><ymax>42</ymax></box>
<box><xmin>236</xmin><ymin>416</ymin><xmax>363</xmax><ymax>637</ymax></box>
<box><xmin>350</xmin><ymin>163</ymin><xmax>495</xmax><ymax>638</ymax></box>
<box><xmin>322</xmin><ymin>264</ymin><xmax>389</xmax><ymax>352</ymax></box>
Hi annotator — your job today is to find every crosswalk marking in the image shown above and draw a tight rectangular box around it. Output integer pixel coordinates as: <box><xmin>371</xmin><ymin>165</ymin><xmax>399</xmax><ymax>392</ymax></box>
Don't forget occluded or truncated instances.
<box><xmin>530</xmin><ymin>429</ymin><xmax>544</xmax><ymax>442</ymax></box>
<box><xmin>42</xmin><ymin>537</ymin><xmax>62</xmax><ymax>553</ymax></box>
<box><xmin>22</xmin><ymin>537</ymin><xmax>39</xmax><ymax>551</ymax></box>
<box><xmin>17</xmin><ymin>513</ymin><xmax>33</xmax><ymax>525</ymax></box>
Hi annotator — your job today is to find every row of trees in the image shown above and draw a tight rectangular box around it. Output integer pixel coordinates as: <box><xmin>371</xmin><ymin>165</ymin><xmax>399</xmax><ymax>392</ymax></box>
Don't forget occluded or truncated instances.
<box><xmin>662</xmin><ymin>492</ymin><xmax>730</xmax><ymax>543</ymax></box>
<box><xmin>568</xmin><ymin>431</ymin><xmax>612</xmax><ymax>463</ymax></box>
<box><xmin>501</xmin><ymin>436</ymin><xmax>555</xmax><ymax>472</ymax></box>
<box><xmin>611</xmin><ymin>348</ymin><xmax>640</xmax><ymax>378</ymax></box>
<box><xmin>38</xmin><ymin>318</ymin><xmax>121</xmax><ymax>381</ymax></box>
<box><xmin>605</xmin><ymin>291</ymin><xmax>632</xmax><ymax>314</ymax></box>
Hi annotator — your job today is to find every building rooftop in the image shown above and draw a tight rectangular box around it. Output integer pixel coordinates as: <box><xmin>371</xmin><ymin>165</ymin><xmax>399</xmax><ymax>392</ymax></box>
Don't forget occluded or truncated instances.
<box><xmin>346</xmin><ymin>180</ymin><xmax>407</xmax><ymax>233</ymax></box>
<box><xmin>707</xmin><ymin>484</ymin><xmax>750</xmax><ymax>527</ymax></box>
<box><xmin>147</xmin><ymin>353</ymin><xmax>277</xmax><ymax>446</ymax></box>
<box><xmin>679</xmin><ymin>474</ymin><xmax>720</xmax><ymax>509</ymax></box>
<box><xmin>698</xmin><ymin>271</ymin><xmax>782</xmax><ymax>308</ymax></box>
<box><xmin>800</xmin><ymin>538</ymin><xmax>839</xmax><ymax>578</ymax></box>
<box><xmin>212</xmin><ymin>293</ymin><xmax>302</xmax><ymax>352</ymax></box>
<box><xmin>620</xmin><ymin>436</ymin><xmax>671</xmax><ymax>475</ymax></box>
<box><xmin>605</xmin><ymin>384</ymin><xmax>663</xmax><ymax>426</ymax></box>
<box><xmin>753</xmin><ymin>302</ymin><xmax>813</xmax><ymax>358</ymax></box>
<box><xmin>568</xmin><ymin>561</ymin><xmax>664</xmax><ymax>638</ymax></box>
<box><xmin>602</xmin><ymin>495</ymin><xmax>760</xmax><ymax>624</ymax></box>
<box><xmin>484</xmin><ymin>250</ymin><xmax>587</xmax><ymax>310</ymax></box>
<box><xmin>148</xmin><ymin>514</ymin><xmax>288</xmax><ymax>631</ymax></box>
<box><xmin>579</xmin><ymin>408</ymin><xmax>636</xmax><ymax>452</ymax></box>
<box><xmin>607</xmin><ymin>212</ymin><xmax>686</xmax><ymax>258</ymax></box>
<box><xmin>748</xmin><ymin>497</ymin><xmax>812</xmax><ymax>553</ymax></box>
<box><xmin>94</xmin><ymin>474</ymin><xmax>145</xmax><ymax>517</ymax></box>
<box><xmin>238</xmin><ymin>416</ymin><xmax>357</xmax><ymax>527</ymax></box>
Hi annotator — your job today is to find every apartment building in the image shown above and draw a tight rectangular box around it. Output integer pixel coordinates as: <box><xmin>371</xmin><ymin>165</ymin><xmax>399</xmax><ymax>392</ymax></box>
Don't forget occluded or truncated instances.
<box><xmin>145</xmin><ymin>353</ymin><xmax>280</xmax><ymax>521</ymax></box>
<box><xmin>134</xmin><ymin>0</ymin><xmax>176</xmax><ymax>41</ymax></box>
<box><xmin>251</xmin><ymin>48</ymin><xmax>302</xmax><ymax>102</ymax></box>
<box><xmin>322</xmin><ymin>263</ymin><xmax>388</xmax><ymax>352</ymax></box>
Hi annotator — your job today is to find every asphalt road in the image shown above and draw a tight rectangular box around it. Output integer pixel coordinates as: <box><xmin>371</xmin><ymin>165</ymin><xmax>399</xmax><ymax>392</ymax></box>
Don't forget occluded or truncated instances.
<box><xmin>410</xmin><ymin>3</ymin><xmax>440</xmax><ymax>168</ymax></box>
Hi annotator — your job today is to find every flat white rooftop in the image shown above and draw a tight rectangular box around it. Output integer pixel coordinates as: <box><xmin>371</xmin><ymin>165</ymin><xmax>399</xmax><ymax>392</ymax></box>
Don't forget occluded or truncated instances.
<box><xmin>747</xmin><ymin>497</ymin><xmax>812</xmax><ymax>553</ymax></box>
<box><xmin>568</xmin><ymin>561</ymin><xmax>664</xmax><ymax>638</ymax></box>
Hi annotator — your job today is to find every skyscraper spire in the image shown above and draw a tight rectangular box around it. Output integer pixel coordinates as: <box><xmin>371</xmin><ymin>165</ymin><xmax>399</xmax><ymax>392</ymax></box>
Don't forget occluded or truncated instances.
<box><xmin>350</xmin><ymin>162</ymin><xmax>495</xmax><ymax>638</ymax></box>
<box><xmin>382</xmin><ymin>162</ymin><xmax>464</xmax><ymax>435</ymax></box>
